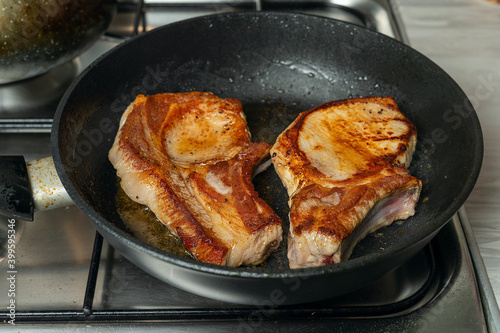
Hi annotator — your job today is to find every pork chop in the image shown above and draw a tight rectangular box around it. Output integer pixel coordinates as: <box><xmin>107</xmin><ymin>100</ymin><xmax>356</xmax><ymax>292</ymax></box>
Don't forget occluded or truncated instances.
<box><xmin>270</xmin><ymin>97</ymin><xmax>422</xmax><ymax>269</ymax></box>
<box><xmin>109</xmin><ymin>92</ymin><xmax>282</xmax><ymax>267</ymax></box>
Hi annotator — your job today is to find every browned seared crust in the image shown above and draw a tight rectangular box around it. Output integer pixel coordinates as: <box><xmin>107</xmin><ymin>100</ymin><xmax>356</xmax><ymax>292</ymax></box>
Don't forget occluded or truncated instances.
<box><xmin>271</xmin><ymin>96</ymin><xmax>422</xmax><ymax>268</ymax></box>
<box><xmin>276</xmin><ymin>97</ymin><xmax>416</xmax><ymax>191</ymax></box>
<box><xmin>109</xmin><ymin>92</ymin><xmax>282</xmax><ymax>266</ymax></box>
<box><xmin>290</xmin><ymin>173</ymin><xmax>419</xmax><ymax>238</ymax></box>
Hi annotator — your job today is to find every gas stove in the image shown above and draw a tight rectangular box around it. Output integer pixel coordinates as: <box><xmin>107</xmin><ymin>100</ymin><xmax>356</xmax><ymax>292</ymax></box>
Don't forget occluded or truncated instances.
<box><xmin>0</xmin><ymin>1</ymin><xmax>498</xmax><ymax>331</ymax></box>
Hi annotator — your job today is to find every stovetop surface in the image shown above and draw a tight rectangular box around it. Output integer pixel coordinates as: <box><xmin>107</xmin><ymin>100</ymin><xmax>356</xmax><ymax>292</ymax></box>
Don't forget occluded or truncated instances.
<box><xmin>0</xmin><ymin>210</ymin><xmax>487</xmax><ymax>331</ymax></box>
<box><xmin>0</xmin><ymin>1</ymin><xmax>492</xmax><ymax>331</ymax></box>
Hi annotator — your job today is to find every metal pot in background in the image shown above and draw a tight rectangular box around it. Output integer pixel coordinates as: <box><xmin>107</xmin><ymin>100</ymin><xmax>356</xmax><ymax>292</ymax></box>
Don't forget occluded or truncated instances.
<box><xmin>0</xmin><ymin>0</ymin><xmax>116</xmax><ymax>84</ymax></box>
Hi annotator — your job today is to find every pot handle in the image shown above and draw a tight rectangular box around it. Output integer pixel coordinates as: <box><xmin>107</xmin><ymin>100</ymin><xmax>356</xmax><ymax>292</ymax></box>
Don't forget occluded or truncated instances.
<box><xmin>0</xmin><ymin>156</ymin><xmax>73</xmax><ymax>221</ymax></box>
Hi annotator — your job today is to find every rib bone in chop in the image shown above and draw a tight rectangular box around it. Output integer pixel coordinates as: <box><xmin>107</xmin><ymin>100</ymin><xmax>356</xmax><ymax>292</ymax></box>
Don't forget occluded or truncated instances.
<box><xmin>270</xmin><ymin>97</ymin><xmax>422</xmax><ymax>269</ymax></box>
<box><xmin>109</xmin><ymin>92</ymin><xmax>282</xmax><ymax>266</ymax></box>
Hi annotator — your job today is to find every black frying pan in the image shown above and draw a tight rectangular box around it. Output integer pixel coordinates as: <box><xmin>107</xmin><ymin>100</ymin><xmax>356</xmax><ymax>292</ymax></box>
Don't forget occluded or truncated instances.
<box><xmin>51</xmin><ymin>12</ymin><xmax>482</xmax><ymax>305</ymax></box>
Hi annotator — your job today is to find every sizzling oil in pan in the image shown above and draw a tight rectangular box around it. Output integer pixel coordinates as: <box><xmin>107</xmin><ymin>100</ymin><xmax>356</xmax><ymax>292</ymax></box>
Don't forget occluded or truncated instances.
<box><xmin>116</xmin><ymin>185</ymin><xmax>195</xmax><ymax>260</ymax></box>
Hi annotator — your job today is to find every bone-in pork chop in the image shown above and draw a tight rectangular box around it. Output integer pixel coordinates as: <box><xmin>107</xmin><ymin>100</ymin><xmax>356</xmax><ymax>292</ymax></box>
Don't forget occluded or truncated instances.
<box><xmin>109</xmin><ymin>92</ymin><xmax>282</xmax><ymax>266</ymax></box>
<box><xmin>270</xmin><ymin>97</ymin><xmax>422</xmax><ymax>269</ymax></box>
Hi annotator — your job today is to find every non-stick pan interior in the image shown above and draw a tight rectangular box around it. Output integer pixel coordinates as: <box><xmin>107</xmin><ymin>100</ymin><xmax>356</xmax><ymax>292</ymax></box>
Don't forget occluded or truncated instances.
<box><xmin>53</xmin><ymin>12</ymin><xmax>482</xmax><ymax>279</ymax></box>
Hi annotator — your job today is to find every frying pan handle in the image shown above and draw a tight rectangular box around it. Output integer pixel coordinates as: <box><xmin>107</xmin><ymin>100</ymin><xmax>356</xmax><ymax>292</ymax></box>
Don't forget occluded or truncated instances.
<box><xmin>26</xmin><ymin>157</ymin><xmax>73</xmax><ymax>216</ymax></box>
<box><xmin>0</xmin><ymin>156</ymin><xmax>33</xmax><ymax>221</ymax></box>
<box><xmin>0</xmin><ymin>156</ymin><xmax>73</xmax><ymax>221</ymax></box>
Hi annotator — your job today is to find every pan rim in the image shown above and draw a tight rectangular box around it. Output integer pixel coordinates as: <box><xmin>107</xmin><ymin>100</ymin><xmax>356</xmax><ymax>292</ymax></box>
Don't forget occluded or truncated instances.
<box><xmin>52</xmin><ymin>11</ymin><xmax>484</xmax><ymax>280</ymax></box>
